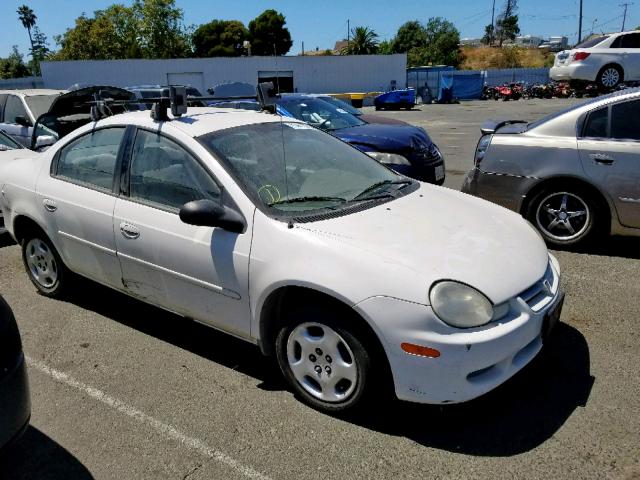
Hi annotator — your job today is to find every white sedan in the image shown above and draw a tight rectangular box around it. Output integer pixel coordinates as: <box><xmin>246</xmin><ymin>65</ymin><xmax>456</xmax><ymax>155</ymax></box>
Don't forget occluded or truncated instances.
<box><xmin>0</xmin><ymin>106</ymin><xmax>564</xmax><ymax>412</ymax></box>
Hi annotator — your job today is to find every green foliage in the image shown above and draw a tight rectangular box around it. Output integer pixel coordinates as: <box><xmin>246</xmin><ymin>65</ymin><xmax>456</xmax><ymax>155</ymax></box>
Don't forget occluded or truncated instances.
<box><xmin>406</xmin><ymin>17</ymin><xmax>461</xmax><ymax>67</ymax></box>
<box><xmin>29</xmin><ymin>26</ymin><xmax>50</xmax><ymax>75</ymax></box>
<box><xmin>193</xmin><ymin>20</ymin><xmax>248</xmax><ymax>57</ymax></box>
<box><xmin>342</xmin><ymin>26</ymin><xmax>379</xmax><ymax>55</ymax></box>
<box><xmin>377</xmin><ymin>39</ymin><xmax>394</xmax><ymax>55</ymax></box>
<box><xmin>17</xmin><ymin>5</ymin><xmax>37</xmax><ymax>75</ymax></box>
<box><xmin>496</xmin><ymin>0</ymin><xmax>520</xmax><ymax>46</ymax></box>
<box><xmin>392</xmin><ymin>21</ymin><xmax>427</xmax><ymax>53</ymax></box>
<box><xmin>0</xmin><ymin>46</ymin><xmax>31</xmax><ymax>79</ymax></box>
<box><xmin>482</xmin><ymin>24</ymin><xmax>495</xmax><ymax>45</ymax></box>
<box><xmin>248</xmin><ymin>9</ymin><xmax>293</xmax><ymax>56</ymax></box>
<box><xmin>133</xmin><ymin>0</ymin><xmax>190</xmax><ymax>58</ymax></box>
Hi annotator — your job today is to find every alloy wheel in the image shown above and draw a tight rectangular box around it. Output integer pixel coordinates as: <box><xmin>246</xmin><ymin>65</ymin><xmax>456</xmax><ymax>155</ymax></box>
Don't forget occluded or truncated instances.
<box><xmin>535</xmin><ymin>192</ymin><xmax>590</xmax><ymax>243</ymax></box>
<box><xmin>600</xmin><ymin>68</ymin><xmax>620</xmax><ymax>88</ymax></box>
<box><xmin>25</xmin><ymin>238</ymin><xmax>58</xmax><ymax>289</ymax></box>
<box><xmin>286</xmin><ymin>322</ymin><xmax>358</xmax><ymax>403</ymax></box>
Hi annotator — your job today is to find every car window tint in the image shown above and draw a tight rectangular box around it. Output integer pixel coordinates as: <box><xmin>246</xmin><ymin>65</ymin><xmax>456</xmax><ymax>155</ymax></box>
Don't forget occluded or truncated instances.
<box><xmin>57</xmin><ymin>128</ymin><xmax>125</xmax><ymax>190</ymax></box>
<box><xmin>611</xmin><ymin>101</ymin><xmax>640</xmax><ymax>141</ymax></box>
<box><xmin>4</xmin><ymin>95</ymin><xmax>28</xmax><ymax>124</ymax></box>
<box><xmin>583</xmin><ymin>107</ymin><xmax>609</xmax><ymax>138</ymax></box>
<box><xmin>129</xmin><ymin>130</ymin><xmax>220</xmax><ymax>211</ymax></box>
<box><xmin>622</xmin><ymin>33</ymin><xmax>640</xmax><ymax>49</ymax></box>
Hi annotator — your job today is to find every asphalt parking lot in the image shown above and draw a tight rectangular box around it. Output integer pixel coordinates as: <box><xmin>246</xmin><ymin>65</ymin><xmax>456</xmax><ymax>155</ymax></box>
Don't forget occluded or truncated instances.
<box><xmin>1</xmin><ymin>99</ymin><xmax>639</xmax><ymax>480</ymax></box>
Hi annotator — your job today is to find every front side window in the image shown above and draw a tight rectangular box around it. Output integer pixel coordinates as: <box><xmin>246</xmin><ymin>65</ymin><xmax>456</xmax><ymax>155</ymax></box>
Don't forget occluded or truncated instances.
<box><xmin>611</xmin><ymin>100</ymin><xmax>640</xmax><ymax>141</ymax></box>
<box><xmin>4</xmin><ymin>95</ymin><xmax>28</xmax><ymax>124</ymax></box>
<box><xmin>198</xmin><ymin>122</ymin><xmax>403</xmax><ymax>214</ymax></box>
<box><xmin>56</xmin><ymin>128</ymin><xmax>125</xmax><ymax>190</ymax></box>
<box><xmin>583</xmin><ymin>107</ymin><xmax>609</xmax><ymax>138</ymax></box>
<box><xmin>129</xmin><ymin>129</ymin><xmax>221</xmax><ymax>211</ymax></box>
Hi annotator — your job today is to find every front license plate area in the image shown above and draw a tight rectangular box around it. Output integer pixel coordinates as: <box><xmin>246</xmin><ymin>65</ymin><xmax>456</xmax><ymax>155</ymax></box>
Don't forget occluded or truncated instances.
<box><xmin>542</xmin><ymin>293</ymin><xmax>565</xmax><ymax>341</ymax></box>
<box><xmin>435</xmin><ymin>165</ymin><xmax>445</xmax><ymax>181</ymax></box>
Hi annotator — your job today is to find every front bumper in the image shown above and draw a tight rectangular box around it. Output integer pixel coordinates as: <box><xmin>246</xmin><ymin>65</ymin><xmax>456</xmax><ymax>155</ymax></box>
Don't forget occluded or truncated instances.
<box><xmin>354</xmin><ymin>259</ymin><xmax>563</xmax><ymax>404</ymax></box>
<box><xmin>461</xmin><ymin>167</ymin><xmax>538</xmax><ymax>214</ymax></box>
<box><xmin>550</xmin><ymin>64</ymin><xmax>599</xmax><ymax>82</ymax></box>
<box><xmin>0</xmin><ymin>352</ymin><xmax>31</xmax><ymax>449</ymax></box>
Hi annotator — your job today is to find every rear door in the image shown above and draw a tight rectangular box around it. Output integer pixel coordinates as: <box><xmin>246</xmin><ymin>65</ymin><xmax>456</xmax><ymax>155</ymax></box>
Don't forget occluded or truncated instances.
<box><xmin>620</xmin><ymin>33</ymin><xmax>640</xmax><ymax>80</ymax></box>
<box><xmin>577</xmin><ymin>99</ymin><xmax>640</xmax><ymax>228</ymax></box>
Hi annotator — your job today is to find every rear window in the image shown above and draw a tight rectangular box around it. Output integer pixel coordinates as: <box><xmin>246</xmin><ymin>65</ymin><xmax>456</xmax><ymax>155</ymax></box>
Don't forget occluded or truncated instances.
<box><xmin>574</xmin><ymin>35</ymin><xmax>609</xmax><ymax>49</ymax></box>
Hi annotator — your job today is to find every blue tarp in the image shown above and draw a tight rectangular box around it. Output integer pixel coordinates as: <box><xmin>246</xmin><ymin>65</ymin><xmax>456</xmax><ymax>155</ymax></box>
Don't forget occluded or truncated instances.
<box><xmin>439</xmin><ymin>73</ymin><xmax>484</xmax><ymax>101</ymax></box>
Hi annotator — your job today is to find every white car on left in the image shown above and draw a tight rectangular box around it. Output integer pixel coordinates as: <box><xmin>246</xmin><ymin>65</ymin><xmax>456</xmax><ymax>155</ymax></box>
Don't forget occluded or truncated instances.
<box><xmin>0</xmin><ymin>104</ymin><xmax>564</xmax><ymax>413</ymax></box>
<box><xmin>0</xmin><ymin>131</ymin><xmax>36</xmax><ymax>234</ymax></box>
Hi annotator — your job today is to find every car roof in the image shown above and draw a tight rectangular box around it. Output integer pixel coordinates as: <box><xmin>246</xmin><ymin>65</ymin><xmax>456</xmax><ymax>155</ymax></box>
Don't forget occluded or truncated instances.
<box><xmin>93</xmin><ymin>107</ymin><xmax>296</xmax><ymax>138</ymax></box>
<box><xmin>0</xmin><ymin>89</ymin><xmax>66</xmax><ymax>97</ymax></box>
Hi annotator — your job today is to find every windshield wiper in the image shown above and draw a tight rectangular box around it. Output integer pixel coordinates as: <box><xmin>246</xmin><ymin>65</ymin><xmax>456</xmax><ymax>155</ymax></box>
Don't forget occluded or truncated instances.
<box><xmin>353</xmin><ymin>180</ymin><xmax>412</xmax><ymax>200</ymax></box>
<box><xmin>268</xmin><ymin>196</ymin><xmax>347</xmax><ymax>206</ymax></box>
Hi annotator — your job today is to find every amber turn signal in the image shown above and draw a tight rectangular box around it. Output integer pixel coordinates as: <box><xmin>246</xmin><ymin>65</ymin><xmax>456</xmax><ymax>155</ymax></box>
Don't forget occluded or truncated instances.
<box><xmin>401</xmin><ymin>343</ymin><xmax>441</xmax><ymax>358</ymax></box>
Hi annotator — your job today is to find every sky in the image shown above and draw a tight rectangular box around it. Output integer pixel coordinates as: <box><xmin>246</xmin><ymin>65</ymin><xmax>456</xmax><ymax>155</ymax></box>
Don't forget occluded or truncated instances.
<box><xmin>2</xmin><ymin>0</ymin><xmax>638</xmax><ymax>58</ymax></box>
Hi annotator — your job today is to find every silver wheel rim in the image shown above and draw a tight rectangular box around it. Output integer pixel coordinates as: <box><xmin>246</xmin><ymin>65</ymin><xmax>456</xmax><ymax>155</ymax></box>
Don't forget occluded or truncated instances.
<box><xmin>536</xmin><ymin>192</ymin><xmax>590</xmax><ymax>242</ymax></box>
<box><xmin>25</xmin><ymin>238</ymin><xmax>58</xmax><ymax>288</ymax></box>
<box><xmin>601</xmin><ymin>68</ymin><xmax>620</xmax><ymax>88</ymax></box>
<box><xmin>286</xmin><ymin>322</ymin><xmax>358</xmax><ymax>403</ymax></box>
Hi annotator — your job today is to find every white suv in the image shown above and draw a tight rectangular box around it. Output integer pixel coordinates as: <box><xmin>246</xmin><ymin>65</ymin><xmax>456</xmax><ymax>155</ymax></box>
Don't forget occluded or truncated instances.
<box><xmin>551</xmin><ymin>31</ymin><xmax>640</xmax><ymax>89</ymax></box>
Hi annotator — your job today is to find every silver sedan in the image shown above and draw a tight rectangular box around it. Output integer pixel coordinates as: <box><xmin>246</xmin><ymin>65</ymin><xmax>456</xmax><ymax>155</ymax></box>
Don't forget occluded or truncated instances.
<box><xmin>462</xmin><ymin>88</ymin><xmax>640</xmax><ymax>247</ymax></box>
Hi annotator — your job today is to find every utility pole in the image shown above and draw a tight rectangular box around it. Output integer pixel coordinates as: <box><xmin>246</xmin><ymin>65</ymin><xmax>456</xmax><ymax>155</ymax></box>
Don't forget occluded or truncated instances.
<box><xmin>578</xmin><ymin>0</ymin><xmax>583</xmax><ymax>44</ymax></box>
<box><xmin>620</xmin><ymin>2</ymin><xmax>633</xmax><ymax>31</ymax></box>
<box><xmin>347</xmin><ymin>19</ymin><xmax>350</xmax><ymax>52</ymax></box>
<box><xmin>490</xmin><ymin>0</ymin><xmax>496</xmax><ymax>45</ymax></box>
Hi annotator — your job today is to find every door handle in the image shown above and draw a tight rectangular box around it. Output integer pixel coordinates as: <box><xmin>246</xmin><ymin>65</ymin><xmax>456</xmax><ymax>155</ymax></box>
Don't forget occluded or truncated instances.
<box><xmin>589</xmin><ymin>153</ymin><xmax>614</xmax><ymax>165</ymax></box>
<box><xmin>120</xmin><ymin>222</ymin><xmax>140</xmax><ymax>239</ymax></box>
<box><xmin>43</xmin><ymin>198</ymin><xmax>57</xmax><ymax>212</ymax></box>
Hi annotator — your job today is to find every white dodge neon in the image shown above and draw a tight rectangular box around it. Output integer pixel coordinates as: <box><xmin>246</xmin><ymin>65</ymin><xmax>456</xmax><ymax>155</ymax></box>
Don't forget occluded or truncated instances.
<box><xmin>0</xmin><ymin>95</ymin><xmax>564</xmax><ymax>412</ymax></box>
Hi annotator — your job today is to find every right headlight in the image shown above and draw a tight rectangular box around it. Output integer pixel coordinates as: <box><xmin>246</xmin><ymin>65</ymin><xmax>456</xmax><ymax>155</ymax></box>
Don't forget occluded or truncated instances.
<box><xmin>429</xmin><ymin>281</ymin><xmax>494</xmax><ymax>328</ymax></box>
<box><xmin>366</xmin><ymin>151</ymin><xmax>412</xmax><ymax>166</ymax></box>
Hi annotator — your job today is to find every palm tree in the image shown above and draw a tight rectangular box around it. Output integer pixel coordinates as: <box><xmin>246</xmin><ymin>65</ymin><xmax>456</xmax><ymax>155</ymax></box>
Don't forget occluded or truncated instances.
<box><xmin>343</xmin><ymin>26</ymin><xmax>379</xmax><ymax>55</ymax></box>
<box><xmin>17</xmin><ymin>5</ymin><xmax>36</xmax><ymax>75</ymax></box>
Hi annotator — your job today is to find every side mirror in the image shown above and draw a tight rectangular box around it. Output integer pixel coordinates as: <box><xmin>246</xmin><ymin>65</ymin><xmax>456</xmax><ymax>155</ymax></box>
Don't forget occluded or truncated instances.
<box><xmin>179</xmin><ymin>199</ymin><xmax>245</xmax><ymax>233</ymax></box>
<box><xmin>15</xmin><ymin>116</ymin><xmax>32</xmax><ymax>128</ymax></box>
<box><xmin>35</xmin><ymin>135</ymin><xmax>56</xmax><ymax>151</ymax></box>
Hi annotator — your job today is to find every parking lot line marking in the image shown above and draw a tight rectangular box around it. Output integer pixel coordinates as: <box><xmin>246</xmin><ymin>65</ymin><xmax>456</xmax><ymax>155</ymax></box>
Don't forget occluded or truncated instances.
<box><xmin>25</xmin><ymin>356</ymin><xmax>271</xmax><ymax>480</ymax></box>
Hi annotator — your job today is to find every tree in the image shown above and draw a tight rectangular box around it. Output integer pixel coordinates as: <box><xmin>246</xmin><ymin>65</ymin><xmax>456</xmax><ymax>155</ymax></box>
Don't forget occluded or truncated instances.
<box><xmin>482</xmin><ymin>24</ymin><xmax>495</xmax><ymax>45</ymax></box>
<box><xmin>29</xmin><ymin>26</ymin><xmax>50</xmax><ymax>75</ymax></box>
<box><xmin>392</xmin><ymin>21</ymin><xmax>427</xmax><ymax>53</ymax></box>
<box><xmin>133</xmin><ymin>0</ymin><xmax>191</xmax><ymax>58</ymax></box>
<box><xmin>193</xmin><ymin>20</ymin><xmax>248</xmax><ymax>57</ymax></box>
<box><xmin>495</xmin><ymin>0</ymin><xmax>520</xmax><ymax>46</ymax></box>
<box><xmin>406</xmin><ymin>17</ymin><xmax>461</xmax><ymax>67</ymax></box>
<box><xmin>17</xmin><ymin>5</ymin><xmax>37</xmax><ymax>74</ymax></box>
<box><xmin>342</xmin><ymin>26</ymin><xmax>379</xmax><ymax>55</ymax></box>
<box><xmin>0</xmin><ymin>46</ymin><xmax>31</xmax><ymax>79</ymax></box>
<box><xmin>377</xmin><ymin>39</ymin><xmax>394</xmax><ymax>55</ymax></box>
<box><xmin>248</xmin><ymin>9</ymin><xmax>293</xmax><ymax>55</ymax></box>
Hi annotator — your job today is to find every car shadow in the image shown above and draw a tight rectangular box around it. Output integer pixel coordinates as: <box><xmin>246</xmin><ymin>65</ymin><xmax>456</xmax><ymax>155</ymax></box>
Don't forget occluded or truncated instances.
<box><xmin>0</xmin><ymin>235</ymin><xmax>16</xmax><ymax>249</ymax></box>
<box><xmin>552</xmin><ymin>235</ymin><xmax>640</xmax><ymax>260</ymax></box>
<box><xmin>65</xmin><ymin>281</ymin><xmax>592</xmax><ymax>456</ymax></box>
<box><xmin>0</xmin><ymin>426</ymin><xmax>94</xmax><ymax>479</ymax></box>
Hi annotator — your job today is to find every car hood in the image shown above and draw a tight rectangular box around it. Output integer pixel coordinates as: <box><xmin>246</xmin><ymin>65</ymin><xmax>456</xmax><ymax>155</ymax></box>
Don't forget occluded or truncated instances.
<box><xmin>358</xmin><ymin>114</ymin><xmax>409</xmax><ymax>126</ymax></box>
<box><xmin>297</xmin><ymin>184</ymin><xmax>549</xmax><ymax>305</ymax></box>
<box><xmin>47</xmin><ymin>85</ymin><xmax>134</xmax><ymax>116</ymax></box>
<box><xmin>333</xmin><ymin>123</ymin><xmax>432</xmax><ymax>152</ymax></box>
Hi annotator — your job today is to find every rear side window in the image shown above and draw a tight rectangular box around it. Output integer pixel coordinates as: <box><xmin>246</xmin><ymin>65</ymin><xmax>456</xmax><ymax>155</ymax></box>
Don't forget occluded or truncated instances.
<box><xmin>4</xmin><ymin>95</ymin><xmax>28</xmax><ymax>124</ymax></box>
<box><xmin>622</xmin><ymin>33</ymin><xmax>640</xmax><ymax>49</ymax></box>
<box><xmin>611</xmin><ymin>101</ymin><xmax>640</xmax><ymax>141</ymax></box>
<box><xmin>56</xmin><ymin>128</ymin><xmax>125</xmax><ymax>191</ymax></box>
<box><xmin>583</xmin><ymin>107</ymin><xmax>608</xmax><ymax>138</ymax></box>
<box><xmin>128</xmin><ymin>130</ymin><xmax>220</xmax><ymax>211</ymax></box>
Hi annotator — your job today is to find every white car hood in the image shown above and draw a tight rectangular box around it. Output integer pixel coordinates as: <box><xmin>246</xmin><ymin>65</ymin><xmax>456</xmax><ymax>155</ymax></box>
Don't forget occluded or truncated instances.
<box><xmin>297</xmin><ymin>184</ymin><xmax>549</xmax><ymax>304</ymax></box>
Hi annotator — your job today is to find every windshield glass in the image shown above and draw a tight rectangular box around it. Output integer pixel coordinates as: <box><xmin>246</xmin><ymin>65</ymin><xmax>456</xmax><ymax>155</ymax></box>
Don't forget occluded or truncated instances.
<box><xmin>574</xmin><ymin>35</ymin><xmax>609</xmax><ymax>49</ymax></box>
<box><xmin>0</xmin><ymin>131</ymin><xmax>21</xmax><ymax>149</ymax></box>
<box><xmin>198</xmin><ymin>122</ymin><xmax>404</xmax><ymax>213</ymax></box>
<box><xmin>25</xmin><ymin>95</ymin><xmax>58</xmax><ymax>118</ymax></box>
<box><xmin>320</xmin><ymin>96</ymin><xmax>361</xmax><ymax>116</ymax></box>
<box><xmin>277</xmin><ymin>98</ymin><xmax>366</xmax><ymax>131</ymax></box>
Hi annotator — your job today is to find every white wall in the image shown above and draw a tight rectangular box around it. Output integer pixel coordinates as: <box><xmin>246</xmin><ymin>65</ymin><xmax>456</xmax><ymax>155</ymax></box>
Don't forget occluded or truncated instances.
<box><xmin>40</xmin><ymin>55</ymin><xmax>407</xmax><ymax>93</ymax></box>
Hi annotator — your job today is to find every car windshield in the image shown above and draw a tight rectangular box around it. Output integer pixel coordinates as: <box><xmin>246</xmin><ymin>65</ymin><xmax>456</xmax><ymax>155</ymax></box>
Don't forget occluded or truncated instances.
<box><xmin>197</xmin><ymin>121</ymin><xmax>405</xmax><ymax>214</ymax></box>
<box><xmin>277</xmin><ymin>98</ymin><xmax>365</xmax><ymax>131</ymax></box>
<box><xmin>24</xmin><ymin>95</ymin><xmax>58</xmax><ymax>118</ymax></box>
<box><xmin>574</xmin><ymin>35</ymin><xmax>609</xmax><ymax>49</ymax></box>
<box><xmin>319</xmin><ymin>96</ymin><xmax>362</xmax><ymax>116</ymax></box>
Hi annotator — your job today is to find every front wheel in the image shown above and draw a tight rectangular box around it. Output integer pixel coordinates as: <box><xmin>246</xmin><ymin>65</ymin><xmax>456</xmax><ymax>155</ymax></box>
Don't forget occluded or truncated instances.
<box><xmin>527</xmin><ymin>189</ymin><xmax>599</xmax><ymax>247</ymax></box>
<box><xmin>21</xmin><ymin>232</ymin><xmax>71</xmax><ymax>297</ymax></box>
<box><xmin>276</xmin><ymin>314</ymin><xmax>372</xmax><ymax>413</ymax></box>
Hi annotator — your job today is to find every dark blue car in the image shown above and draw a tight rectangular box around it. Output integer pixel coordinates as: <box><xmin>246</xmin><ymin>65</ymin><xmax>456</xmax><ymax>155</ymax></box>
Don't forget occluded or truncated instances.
<box><xmin>212</xmin><ymin>94</ymin><xmax>445</xmax><ymax>184</ymax></box>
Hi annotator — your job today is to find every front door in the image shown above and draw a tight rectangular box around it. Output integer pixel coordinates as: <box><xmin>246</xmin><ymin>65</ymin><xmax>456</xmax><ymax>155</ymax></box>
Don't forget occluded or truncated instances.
<box><xmin>113</xmin><ymin>128</ymin><xmax>252</xmax><ymax>338</ymax></box>
<box><xmin>578</xmin><ymin>99</ymin><xmax>640</xmax><ymax>228</ymax></box>
<box><xmin>35</xmin><ymin>127</ymin><xmax>127</xmax><ymax>286</ymax></box>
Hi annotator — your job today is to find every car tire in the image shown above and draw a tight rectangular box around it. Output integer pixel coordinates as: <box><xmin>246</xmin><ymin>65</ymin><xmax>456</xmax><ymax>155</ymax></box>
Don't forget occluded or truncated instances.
<box><xmin>596</xmin><ymin>65</ymin><xmax>623</xmax><ymax>91</ymax></box>
<box><xmin>527</xmin><ymin>187</ymin><xmax>602</xmax><ymax>247</ymax></box>
<box><xmin>21</xmin><ymin>230</ymin><xmax>71</xmax><ymax>298</ymax></box>
<box><xmin>275</xmin><ymin>307</ymin><xmax>374</xmax><ymax>413</ymax></box>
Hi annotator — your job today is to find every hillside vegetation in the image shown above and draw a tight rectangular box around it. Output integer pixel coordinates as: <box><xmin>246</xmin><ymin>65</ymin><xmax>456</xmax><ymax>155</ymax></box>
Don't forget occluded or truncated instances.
<box><xmin>460</xmin><ymin>46</ymin><xmax>555</xmax><ymax>70</ymax></box>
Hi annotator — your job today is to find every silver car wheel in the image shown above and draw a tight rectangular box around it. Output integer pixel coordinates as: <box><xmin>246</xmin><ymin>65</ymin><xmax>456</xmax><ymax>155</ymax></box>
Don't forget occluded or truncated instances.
<box><xmin>25</xmin><ymin>238</ymin><xmax>58</xmax><ymax>288</ymax></box>
<box><xmin>286</xmin><ymin>322</ymin><xmax>358</xmax><ymax>403</ymax></box>
<box><xmin>600</xmin><ymin>68</ymin><xmax>620</xmax><ymax>88</ymax></box>
<box><xmin>536</xmin><ymin>192</ymin><xmax>590</xmax><ymax>242</ymax></box>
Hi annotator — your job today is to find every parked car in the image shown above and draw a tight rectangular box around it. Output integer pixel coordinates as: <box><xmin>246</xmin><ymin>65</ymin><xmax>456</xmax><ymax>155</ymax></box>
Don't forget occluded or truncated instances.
<box><xmin>0</xmin><ymin>98</ymin><xmax>563</xmax><ymax>413</ymax></box>
<box><xmin>462</xmin><ymin>88</ymin><xmax>640</xmax><ymax>247</ymax></box>
<box><xmin>0</xmin><ymin>294</ymin><xmax>30</xmax><ymax>451</ymax></box>
<box><xmin>0</xmin><ymin>132</ymin><xmax>28</xmax><ymax>235</ymax></box>
<box><xmin>0</xmin><ymin>89</ymin><xmax>65</xmax><ymax>147</ymax></box>
<box><xmin>551</xmin><ymin>31</ymin><xmax>640</xmax><ymax>90</ymax></box>
<box><xmin>127</xmin><ymin>85</ymin><xmax>207</xmax><ymax>109</ymax></box>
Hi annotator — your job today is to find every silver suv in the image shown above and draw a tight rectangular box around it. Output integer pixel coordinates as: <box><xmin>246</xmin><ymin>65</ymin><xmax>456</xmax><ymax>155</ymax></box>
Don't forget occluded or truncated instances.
<box><xmin>0</xmin><ymin>89</ymin><xmax>64</xmax><ymax>147</ymax></box>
